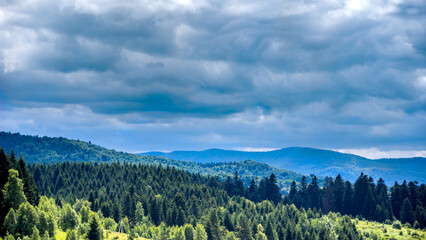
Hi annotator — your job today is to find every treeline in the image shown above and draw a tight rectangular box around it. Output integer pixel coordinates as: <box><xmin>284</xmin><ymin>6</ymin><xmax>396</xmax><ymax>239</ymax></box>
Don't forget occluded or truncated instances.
<box><xmin>29</xmin><ymin>161</ymin><xmax>282</xmax><ymax>226</ymax></box>
<box><xmin>0</xmin><ymin>149</ymin><xmax>363</xmax><ymax>240</ymax></box>
<box><xmin>0</xmin><ymin>131</ymin><xmax>305</xmax><ymax>193</ymax></box>
<box><xmin>285</xmin><ymin>173</ymin><xmax>426</xmax><ymax>229</ymax></box>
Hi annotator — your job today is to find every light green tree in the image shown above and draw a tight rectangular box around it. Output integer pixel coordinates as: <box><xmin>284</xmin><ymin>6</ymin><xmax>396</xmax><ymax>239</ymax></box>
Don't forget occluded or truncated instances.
<box><xmin>80</xmin><ymin>205</ymin><xmax>90</xmax><ymax>223</ymax></box>
<box><xmin>65</xmin><ymin>229</ymin><xmax>78</xmax><ymax>240</ymax></box>
<box><xmin>16</xmin><ymin>202</ymin><xmax>38</xmax><ymax>237</ymax></box>
<box><xmin>135</xmin><ymin>202</ymin><xmax>145</xmax><ymax>224</ymax></box>
<box><xmin>2</xmin><ymin>169</ymin><xmax>27</xmax><ymax>210</ymax></box>
<box><xmin>37</xmin><ymin>211</ymin><xmax>56</xmax><ymax>237</ymax></box>
<box><xmin>225</xmin><ymin>232</ymin><xmax>237</xmax><ymax>240</ymax></box>
<box><xmin>4</xmin><ymin>208</ymin><xmax>17</xmax><ymax>235</ymax></box>
<box><xmin>194</xmin><ymin>224</ymin><xmax>207</xmax><ymax>240</ymax></box>
<box><xmin>60</xmin><ymin>204</ymin><xmax>79</xmax><ymax>231</ymax></box>
<box><xmin>31</xmin><ymin>227</ymin><xmax>40</xmax><ymax>240</ymax></box>
<box><xmin>173</xmin><ymin>227</ymin><xmax>185</xmax><ymax>240</ymax></box>
<box><xmin>183</xmin><ymin>224</ymin><xmax>194</xmax><ymax>240</ymax></box>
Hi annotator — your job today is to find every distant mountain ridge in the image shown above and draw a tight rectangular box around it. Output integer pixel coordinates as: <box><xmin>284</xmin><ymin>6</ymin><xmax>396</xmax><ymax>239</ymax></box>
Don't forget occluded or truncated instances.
<box><xmin>0</xmin><ymin>131</ymin><xmax>306</xmax><ymax>192</ymax></box>
<box><xmin>142</xmin><ymin>147</ymin><xmax>426</xmax><ymax>184</ymax></box>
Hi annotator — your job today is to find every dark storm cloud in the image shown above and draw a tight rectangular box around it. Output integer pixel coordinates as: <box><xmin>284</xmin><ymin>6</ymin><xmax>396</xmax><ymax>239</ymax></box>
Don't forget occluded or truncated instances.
<box><xmin>0</xmin><ymin>0</ymin><xmax>425</xmax><ymax>153</ymax></box>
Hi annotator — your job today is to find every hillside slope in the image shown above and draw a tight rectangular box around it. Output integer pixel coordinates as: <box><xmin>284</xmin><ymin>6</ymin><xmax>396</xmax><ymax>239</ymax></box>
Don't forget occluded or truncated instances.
<box><xmin>0</xmin><ymin>131</ymin><xmax>305</xmax><ymax>192</ymax></box>
<box><xmin>143</xmin><ymin>147</ymin><xmax>426</xmax><ymax>184</ymax></box>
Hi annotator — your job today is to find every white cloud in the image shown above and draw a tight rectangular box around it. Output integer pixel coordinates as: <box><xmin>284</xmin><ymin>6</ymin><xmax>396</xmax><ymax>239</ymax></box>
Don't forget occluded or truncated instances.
<box><xmin>232</xmin><ymin>147</ymin><xmax>280</xmax><ymax>152</ymax></box>
<box><xmin>336</xmin><ymin>148</ymin><xmax>426</xmax><ymax>159</ymax></box>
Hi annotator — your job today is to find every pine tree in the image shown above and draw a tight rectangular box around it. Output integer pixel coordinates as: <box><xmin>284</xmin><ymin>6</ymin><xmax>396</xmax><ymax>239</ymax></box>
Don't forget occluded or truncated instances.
<box><xmin>266</xmin><ymin>174</ymin><xmax>281</xmax><ymax>204</ymax></box>
<box><xmin>400</xmin><ymin>198</ymin><xmax>414</xmax><ymax>225</ymax></box>
<box><xmin>176</xmin><ymin>209</ymin><xmax>186</xmax><ymax>226</ymax></box>
<box><xmin>265</xmin><ymin>221</ymin><xmax>277</xmax><ymax>240</ymax></box>
<box><xmin>238</xmin><ymin>216</ymin><xmax>252</xmax><ymax>240</ymax></box>
<box><xmin>414</xmin><ymin>206</ymin><xmax>426</xmax><ymax>229</ymax></box>
<box><xmin>333</xmin><ymin>174</ymin><xmax>344</xmax><ymax>213</ymax></box>
<box><xmin>343</xmin><ymin>181</ymin><xmax>354</xmax><ymax>215</ymax></box>
<box><xmin>223</xmin><ymin>211</ymin><xmax>234</xmax><ymax>231</ymax></box>
<box><xmin>135</xmin><ymin>202</ymin><xmax>145</xmax><ymax>224</ymax></box>
<box><xmin>308</xmin><ymin>175</ymin><xmax>321</xmax><ymax>209</ymax></box>
<box><xmin>87</xmin><ymin>213</ymin><xmax>103</xmax><ymax>240</ymax></box>
<box><xmin>18</xmin><ymin>156</ymin><xmax>40</xmax><ymax>206</ymax></box>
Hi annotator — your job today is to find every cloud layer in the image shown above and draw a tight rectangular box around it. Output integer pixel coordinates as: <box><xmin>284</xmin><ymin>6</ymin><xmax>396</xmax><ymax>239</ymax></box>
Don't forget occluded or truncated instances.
<box><xmin>1</xmin><ymin>0</ymin><xmax>425</xmax><ymax>154</ymax></box>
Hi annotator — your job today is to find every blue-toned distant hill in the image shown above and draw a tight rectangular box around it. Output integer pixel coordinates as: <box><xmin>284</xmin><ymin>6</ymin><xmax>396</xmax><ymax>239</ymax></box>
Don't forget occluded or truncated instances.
<box><xmin>0</xmin><ymin>131</ymin><xmax>305</xmax><ymax>193</ymax></box>
<box><xmin>143</xmin><ymin>148</ymin><xmax>426</xmax><ymax>184</ymax></box>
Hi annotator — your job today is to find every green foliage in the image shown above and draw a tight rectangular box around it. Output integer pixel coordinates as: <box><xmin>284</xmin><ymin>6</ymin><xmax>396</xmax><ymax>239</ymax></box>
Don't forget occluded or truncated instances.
<box><xmin>30</xmin><ymin>227</ymin><xmax>39</xmax><ymax>240</ymax></box>
<box><xmin>59</xmin><ymin>204</ymin><xmax>79</xmax><ymax>231</ymax></box>
<box><xmin>392</xmin><ymin>221</ymin><xmax>402</xmax><ymax>229</ymax></box>
<box><xmin>0</xmin><ymin>132</ymin><xmax>304</xmax><ymax>193</ymax></box>
<box><xmin>2</xmin><ymin>170</ymin><xmax>27</xmax><ymax>210</ymax></box>
<box><xmin>4</xmin><ymin>209</ymin><xmax>17</xmax><ymax>235</ymax></box>
<box><xmin>36</xmin><ymin>211</ymin><xmax>55</xmax><ymax>238</ymax></box>
<box><xmin>400</xmin><ymin>198</ymin><xmax>414</xmax><ymax>225</ymax></box>
<box><xmin>103</xmin><ymin>218</ymin><xmax>116</xmax><ymax>231</ymax></box>
<box><xmin>80</xmin><ymin>205</ymin><xmax>90</xmax><ymax>224</ymax></box>
<box><xmin>86</xmin><ymin>213</ymin><xmax>102</xmax><ymax>240</ymax></box>
<box><xmin>65</xmin><ymin>229</ymin><xmax>77</xmax><ymax>240</ymax></box>
<box><xmin>194</xmin><ymin>224</ymin><xmax>207</xmax><ymax>240</ymax></box>
<box><xmin>183</xmin><ymin>224</ymin><xmax>194</xmax><ymax>240</ymax></box>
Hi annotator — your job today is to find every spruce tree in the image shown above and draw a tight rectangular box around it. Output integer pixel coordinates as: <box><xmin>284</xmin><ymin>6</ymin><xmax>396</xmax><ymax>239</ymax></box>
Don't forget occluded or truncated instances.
<box><xmin>333</xmin><ymin>174</ymin><xmax>345</xmax><ymax>213</ymax></box>
<box><xmin>265</xmin><ymin>221</ymin><xmax>276</xmax><ymax>240</ymax></box>
<box><xmin>238</xmin><ymin>216</ymin><xmax>252</xmax><ymax>240</ymax></box>
<box><xmin>400</xmin><ymin>198</ymin><xmax>414</xmax><ymax>225</ymax></box>
<box><xmin>87</xmin><ymin>213</ymin><xmax>103</xmax><ymax>240</ymax></box>
<box><xmin>343</xmin><ymin>181</ymin><xmax>353</xmax><ymax>215</ymax></box>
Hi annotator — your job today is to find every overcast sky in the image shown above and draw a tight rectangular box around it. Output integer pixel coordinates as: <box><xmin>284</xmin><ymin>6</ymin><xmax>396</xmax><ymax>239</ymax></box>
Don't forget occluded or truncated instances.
<box><xmin>0</xmin><ymin>0</ymin><xmax>425</xmax><ymax>158</ymax></box>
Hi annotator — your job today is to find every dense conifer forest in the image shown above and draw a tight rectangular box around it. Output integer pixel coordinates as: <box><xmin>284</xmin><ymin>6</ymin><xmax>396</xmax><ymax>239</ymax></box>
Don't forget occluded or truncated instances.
<box><xmin>1</xmin><ymin>148</ymin><xmax>426</xmax><ymax>240</ymax></box>
<box><xmin>0</xmin><ymin>132</ymin><xmax>306</xmax><ymax>193</ymax></box>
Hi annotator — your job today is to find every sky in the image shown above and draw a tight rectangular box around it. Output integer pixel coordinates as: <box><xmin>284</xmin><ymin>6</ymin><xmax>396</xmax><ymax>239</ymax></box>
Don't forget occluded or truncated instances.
<box><xmin>0</xmin><ymin>0</ymin><xmax>425</xmax><ymax>158</ymax></box>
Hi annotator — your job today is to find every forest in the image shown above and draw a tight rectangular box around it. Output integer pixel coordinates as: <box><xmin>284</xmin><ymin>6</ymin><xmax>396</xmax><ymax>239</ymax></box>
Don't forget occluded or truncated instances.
<box><xmin>0</xmin><ymin>131</ymin><xmax>306</xmax><ymax>193</ymax></box>
<box><xmin>0</xmin><ymin>148</ymin><xmax>426</xmax><ymax>240</ymax></box>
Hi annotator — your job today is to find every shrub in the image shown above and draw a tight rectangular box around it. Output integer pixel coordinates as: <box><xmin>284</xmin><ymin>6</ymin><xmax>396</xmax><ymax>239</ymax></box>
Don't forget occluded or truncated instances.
<box><xmin>392</xmin><ymin>221</ymin><xmax>402</xmax><ymax>229</ymax></box>
<box><xmin>413</xmin><ymin>221</ymin><xmax>420</xmax><ymax>229</ymax></box>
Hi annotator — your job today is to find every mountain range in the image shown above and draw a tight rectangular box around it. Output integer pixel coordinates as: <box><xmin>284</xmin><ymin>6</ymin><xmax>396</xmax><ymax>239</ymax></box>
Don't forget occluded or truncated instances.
<box><xmin>1</xmin><ymin>131</ymin><xmax>424</xmax><ymax>188</ymax></box>
<box><xmin>0</xmin><ymin>131</ymin><xmax>304</xmax><ymax>192</ymax></box>
<box><xmin>143</xmin><ymin>147</ymin><xmax>426</xmax><ymax>184</ymax></box>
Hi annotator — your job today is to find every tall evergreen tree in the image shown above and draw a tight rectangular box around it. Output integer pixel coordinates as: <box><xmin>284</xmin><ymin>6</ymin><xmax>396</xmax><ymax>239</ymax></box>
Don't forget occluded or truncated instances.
<box><xmin>333</xmin><ymin>174</ymin><xmax>344</xmax><ymax>213</ymax></box>
<box><xmin>343</xmin><ymin>181</ymin><xmax>354</xmax><ymax>215</ymax></box>
<box><xmin>400</xmin><ymin>198</ymin><xmax>414</xmax><ymax>225</ymax></box>
<box><xmin>87</xmin><ymin>213</ymin><xmax>103</xmax><ymax>240</ymax></box>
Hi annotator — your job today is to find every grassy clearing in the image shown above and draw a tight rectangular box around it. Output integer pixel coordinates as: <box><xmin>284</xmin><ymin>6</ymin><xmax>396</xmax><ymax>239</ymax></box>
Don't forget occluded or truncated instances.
<box><xmin>54</xmin><ymin>230</ymin><xmax>150</xmax><ymax>240</ymax></box>
<box><xmin>355</xmin><ymin>220</ymin><xmax>426</xmax><ymax>240</ymax></box>
<box><xmin>54</xmin><ymin>230</ymin><xmax>67</xmax><ymax>240</ymax></box>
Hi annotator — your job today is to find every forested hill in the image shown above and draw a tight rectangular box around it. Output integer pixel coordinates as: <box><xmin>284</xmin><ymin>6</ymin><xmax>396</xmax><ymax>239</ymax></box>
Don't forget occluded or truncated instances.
<box><xmin>0</xmin><ymin>149</ymin><xmax>365</xmax><ymax>240</ymax></box>
<box><xmin>0</xmin><ymin>131</ymin><xmax>305</xmax><ymax>192</ymax></box>
<box><xmin>143</xmin><ymin>147</ymin><xmax>426</xmax><ymax>184</ymax></box>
